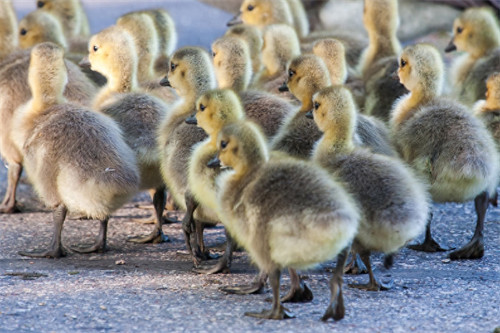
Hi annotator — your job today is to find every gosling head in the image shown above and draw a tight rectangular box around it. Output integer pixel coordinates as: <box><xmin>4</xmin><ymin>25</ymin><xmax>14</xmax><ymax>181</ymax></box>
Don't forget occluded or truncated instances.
<box><xmin>446</xmin><ymin>7</ymin><xmax>500</xmax><ymax>57</ymax></box>
<box><xmin>229</xmin><ymin>0</ymin><xmax>293</xmax><ymax>29</ymax></box>
<box><xmin>19</xmin><ymin>11</ymin><xmax>67</xmax><ymax>51</ymax></box>
<box><xmin>398</xmin><ymin>44</ymin><xmax>444</xmax><ymax>97</ymax></box>
<box><xmin>213</xmin><ymin>121</ymin><xmax>269</xmax><ymax>175</ymax></box>
<box><xmin>29</xmin><ymin>42</ymin><xmax>67</xmax><ymax>107</ymax></box>
<box><xmin>285</xmin><ymin>54</ymin><xmax>331</xmax><ymax>110</ymax></box>
<box><xmin>194</xmin><ymin>89</ymin><xmax>245</xmax><ymax>137</ymax></box>
<box><xmin>0</xmin><ymin>0</ymin><xmax>19</xmax><ymax>59</ymax></box>
<box><xmin>166</xmin><ymin>46</ymin><xmax>216</xmax><ymax>99</ymax></box>
<box><xmin>225</xmin><ymin>24</ymin><xmax>263</xmax><ymax>74</ymax></box>
<box><xmin>313</xmin><ymin>39</ymin><xmax>348</xmax><ymax>85</ymax></box>
<box><xmin>363</xmin><ymin>0</ymin><xmax>399</xmax><ymax>39</ymax></box>
<box><xmin>310</xmin><ymin>86</ymin><xmax>357</xmax><ymax>146</ymax></box>
<box><xmin>36</xmin><ymin>0</ymin><xmax>89</xmax><ymax>38</ymax></box>
<box><xmin>117</xmin><ymin>12</ymin><xmax>159</xmax><ymax>82</ymax></box>
<box><xmin>88</xmin><ymin>26</ymin><xmax>138</xmax><ymax>90</ymax></box>
<box><xmin>212</xmin><ymin>36</ymin><xmax>252</xmax><ymax>91</ymax></box>
<box><xmin>261</xmin><ymin>24</ymin><xmax>300</xmax><ymax>77</ymax></box>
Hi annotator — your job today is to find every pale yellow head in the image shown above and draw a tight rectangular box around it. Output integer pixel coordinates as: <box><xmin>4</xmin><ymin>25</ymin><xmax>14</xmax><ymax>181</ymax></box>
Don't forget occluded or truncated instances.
<box><xmin>398</xmin><ymin>44</ymin><xmax>444</xmax><ymax>97</ymax></box>
<box><xmin>363</xmin><ymin>0</ymin><xmax>399</xmax><ymax>38</ymax></box>
<box><xmin>19</xmin><ymin>11</ymin><xmax>67</xmax><ymax>51</ymax></box>
<box><xmin>29</xmin><ymin>42</ymin><xmax>67</xmax><ymax>109</ymax></box>
<box><xmin>225</xmin><ymin>24</ymin><xmax>263</xmax><ymax>74</ymax></box>
<box><xmin>195</xmin><ymin>89</ymin><xmax>245</xmax><ymax>138</ymax></box>
<box><xmin>88</xmin><ymin>26</ymin><xmax>138</xmax><ymax>92</ymax></box>
<box><xmin>212</xmin><ymin>36</ymin><xmax>252</xmax><ymax>91</ymax></box>
<box><xmin>117</xmin><ymin>12</ymin><xmax>159</xmax><ymax>82</ymax></box>
<box><xmin>0</xmin><ymin>0</ymin><xmax>18</xmax><ymax>59</ymax></box>
<box><xmin>262</xmin><ymin>24</ymin><xmax>300</xmax><ymax>76</ymax></box>
<box><xmin>216</xmin><ymin>121</ymin><xmax>269</xmax><ymax>176</ymax></box>
<box><xmin>449</xmin><ymin>7</ymin><xmax>500</xmax><ymax>58</ymax></box>
<box><xmin>313</xmin><ymin>39</ymin><xmax>347</xmax><ymax>85</ymax></box>
<box><xmin>311</xmin><ymin>86</ymin><xmax>357</xmax><ymax>150</ymax></box>
<box><xmin>167</xmin><ymin>47</ymin><xmax>217</xmax><ymax>99</ymax></box>
<box><xmin>238</xmin><ymin>0</ymin><xmax>293</xmax><ymax>28</ymax></box>
<box><xmin>36</xmin><ymin>0</ymin><xmax>90</xmax><ymax>38</ymax></box>
<box><xmin>286</xmin><ymin>54</ymin><xmax>331</xmax><ymax>111</ymax></box>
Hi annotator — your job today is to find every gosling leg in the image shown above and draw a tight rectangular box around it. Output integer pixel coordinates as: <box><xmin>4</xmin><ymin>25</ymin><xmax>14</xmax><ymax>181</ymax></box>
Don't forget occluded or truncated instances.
<box><xmin>245</xmin><ymin>268</ymin><xmax>294</xmax><ymax>320</ymax></box>
<box><xmin>322</xmin><ymin>246</ymin><xmax>349</xmax><ymax>321</ymax></box>
<box><xmin>407</xmin><ymin>213</ymin><xmax>449</xmax><ymax>252</ymax></box>
<box><xmin>449</xmin><ymin>191</ymin><xmax>488</xmax><ymax>260</ymax></box>
<box><xmin>0</xmin><ymin>162</ymin><xmax>22</xmax><ymax>213</ymax></box>
<box><xmin>281</xmin><ymin>268</ymin><xmax>313</xmax><ymax>303</ymax></box>
<box><xmin>344</xmin><ymin>248</ymin><xmax>368</xmax><ymax>275</ymax></box>
<box><xmin>349</xmin><ymin>250</ymin><xmax>393</xmax><ymax>291</ymax></box>
<box><xmin>71</xmin><ymin>218</ymin><xmax>108</xmax><ymax>253</ymax></box>
<box><xmin>128</xmin><ymin>186</ymin><xmax>168</xmax><ymax>243</ymax></box>
<box><xmin>193</xmin><ymin>229</ymin><xmax>234</xmax><ymax>274</ymax></box>
<box><xmin>19</xmin><ymin>204</ymin><xmax>67</xmax><ymax>258</ymax></box>
<box><xmin>133</xmin><ymin>190</ymin><xmax>178</xmax><ymax>224</ymax></box>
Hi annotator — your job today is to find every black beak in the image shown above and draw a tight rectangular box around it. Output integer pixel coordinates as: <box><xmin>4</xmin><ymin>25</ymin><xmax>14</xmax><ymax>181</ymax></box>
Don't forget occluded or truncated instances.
<box><xmin>279</xmin><ymin>81</ymin><xmax>289</xmax><ymax>92</ymax></box>
<box><xmin>305</xmin><ymin>110</ymin><xmax>314</xmax><ymax>119</ymax></box>
<box><xmin>79</xmin><ymin>56</ymin><xmax>90</xmax><ymax>68</ymax></box>
<box><xmin>445</xmin><ymin>39</ymin><xmax>457</xmax><ymax>53</ymax></box>
<box><xmin>227</xmin><ymin>13</ymin><xmax>243</xmax><ymax>26</ymax></box>
<box><xmin>160</xmin><ymin>76</ymin><xmax>171</xmax><ymax>87</ymax></box>
<box><xmin>207</xmin><ymin>156</ymin><xmax>221</xmax><ymax>169</ymax></box>
<box><xmin>185</xmin><ymin>113</ymin><xmax>197</xmax><ymax>125</ymax></box>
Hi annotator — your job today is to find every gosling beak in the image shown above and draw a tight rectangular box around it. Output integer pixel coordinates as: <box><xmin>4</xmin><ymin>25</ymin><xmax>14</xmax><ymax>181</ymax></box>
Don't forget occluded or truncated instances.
<box><xmin>305</xmin><ymin>110</ymin><xmax>314</xmax><ymax>119</ymax></box>
<box><xmin>78</xmin><ymin>56</ymin><xmax>91</xmax><ymax>68</ymax></box>
<box><xmin>278</xmin><ymin>81</ymin><xmax>289</xmax><ymax>92</ymax></box>
<box><xmin>207</xmin><ymin>156</ymin><xmax>221</xmax><ymax>169</ymax></box>
<box><xmin>185</xmin><ymin>113</ymin><xmax>197</xmax><ymax>125</ymax></box>
<box><xmin>227</xmin><ymin>13</ymin><xmax>243</xmax><ymax>26</ymax></box>
<box><xmin>445</xmin><ymin>39</ymin><xmax>457</xmax><ymax>53</ymax></box>
<box><xmin>160</xmin><ymin>76</ymin><xmax>171</xmax><ymax>87</ymax></box>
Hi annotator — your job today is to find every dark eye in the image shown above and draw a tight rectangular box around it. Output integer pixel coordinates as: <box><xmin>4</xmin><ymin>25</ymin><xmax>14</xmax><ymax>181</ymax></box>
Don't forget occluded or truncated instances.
<box><xmin>93</xmin><ymin>45</ymin><xmax>98</xmax><ymax>52</ymax></box>
<box><xmin>288</xmin><ymin>69</ymin><xmax>295</xmax><ymax>78</ymax></box>
<box><xmin>456</xmin><ymin>27</ymin><xmax>463</xmax><ymax>34</ymax></box>
<box><xmin>212</xmin><ymin>52</ymin><xmax>216</xmax><ymax>58</ymax></box>
<box><xmin>314</xmin><ymin>102</ymin><xmax>320</xmax><ymax>110</ymax></box>
<box><xmin>220</xmin><ymin>140</ymin><xmax>228</xmax><ymax>149</ymax></box>
<box><xmin>20</xmin><ymin>28</ymin><xmax>27</xmax><ymax>36</ymax></box>
<box><xmin>199</xmin><ymin>104</ymin><xmax>206</xmax><ymax>111</ymax></box>
<box><xmin>247</xmin><ymin>4</ymin><xmax>254</xmax><ymax>11</ymax></box>
<box><xmin>37</xmin><ymin>1</ymin><xmax>45</xmax><ymax>8</ymax></box>
<box><xmin>170</xmin><ymin>62</ymin><xmax>177</xmax><ymax>72</ymax></box>
<box><xmin>400</xmin><ymin>59</ymin><xmax>406</xmax><ymax>68</ymax></box>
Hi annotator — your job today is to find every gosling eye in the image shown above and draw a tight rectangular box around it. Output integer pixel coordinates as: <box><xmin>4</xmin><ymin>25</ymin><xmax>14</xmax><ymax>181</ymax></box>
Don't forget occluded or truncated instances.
<box><xmin>199</xmin><ymin>104</ymin><xmax>206</xmax><ymax>111</ymax></box>
<box><xmin>20</xmin><ymin>28</ymin><xmax>27</xmax><ymax>36</ymax></box>
<box><xmin>400</xmin><ymin>59</ymin><xmax>407</xmax><ymax>68</ymax></box>
<box><xmin>93</xmin><ymin>45</ymin><xmax>98</xmax><ymax>52</ymax></box>
<box><xmin>456</xmin><ymin>26</ymin><xmax>463</xmax><ymax>34</ymax></box>
<box><xmin>288</xmin><ymin>69</ymin><xmax>295</xmax><ymax>78</ymax></box>
<box><xmin>212</xmin><ymin>52</ymin><xmax>216</xmax><ymax>58</ymax></box>
<box><xmin>220</xmin><ymin>140</ymin><xmax>228</xmax><ymax>149</ymax></box>
<box><xmin>37</xmin><ymin>1</ymin><xmax>45</xmax><ymax>8</ymax></box>
<box><xmin>247</xmin><ymin>4</ymin><xmax>254</xmax><ymax>11</ymax></box>
<box><xmin>170</xmin><ymin>62</ymin><xmax>177</xmax><ymax>72</ymax></box>
<box><xmin>314</xmin><ymin>102</ymin><xmax>320</xmax><ymax>110</ymax></box>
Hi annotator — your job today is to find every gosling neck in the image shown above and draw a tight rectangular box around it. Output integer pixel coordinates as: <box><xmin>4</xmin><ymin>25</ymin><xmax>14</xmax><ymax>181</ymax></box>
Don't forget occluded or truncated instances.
<box><xmin>107</xmin><ymin>63</ymin><xmax>139</xmax><ymax>94</ymax></box>
<box><xmin>392</xmin><ymin>87</ymin><xmax>436</xmax><ymax>126</ymax></box>
<box><xmin>362</xmin><ymin>32</ymin><xmax>401</xmax><ymax>76</ymax></box>
<box><xmin>318</xmin><ymin>128</ymin><xmax>355</xmax><ymax>156</ymax></box>
<box><xmin>31</xmin><ymin>86</ymin><xmax>65</xmax><ymax>113</ymax></box>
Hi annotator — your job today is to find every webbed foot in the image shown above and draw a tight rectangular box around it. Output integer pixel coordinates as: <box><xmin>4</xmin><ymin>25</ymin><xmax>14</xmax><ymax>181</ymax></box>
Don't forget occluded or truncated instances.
<box><xmin>344</xmin><ymin>252</ymin><xmax>368</xmax><ymax>275</ymax></box>
<box><xmin>220</xmin><ymin>281</ymin><xmax>265</xmax><ymax>295</ymax></box>
<box><xmin>448</xmin><ymin>236</ymin><xmax>484</xmax><ymax>260</ymax></box>
<box><xmin>193</xmin><ymin>257</ymin><xmax>230</xmax><ymax>274</ymax></box>
<box><xmin>321</xmin><ymin>299</ymin><xmax>344</xmax><ymax>322</ymax></box>
<box><xmin>407</xmin><ymin>238</ymin><xmax>450</xmax><ymax>252</ymax></box>
<box><xmin>18</xmin><ymin>247</ymin><xmax>65</xmax><ymax>259</ymax></box>
<box><xmin>70</xmin><ymin>242</ymin><xmax>105</xmax><ymax>254</ymax></box>
<box><xmin>128</xmin><ymin>228</ymin><xmax>169</xmax><ymax>243</ymax></box>
<box><xmin>244</xmin><ymin>305</ymin><xmax>295</xmax><ymax>320</ymax></box>
<box><xmin>0</xmin><ymin>202</ymin><xmax>20</xmax><ymax>214</ymax></box>
<box><xmin>349</xmin><ymin>278</ymin><xmax>393</xmax><ymax>291</ymax></box>
<box><xmin>281</xmin><ymin>280</ymin><xmax>313</xmax><ymax>303</ymax></box>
